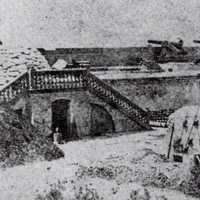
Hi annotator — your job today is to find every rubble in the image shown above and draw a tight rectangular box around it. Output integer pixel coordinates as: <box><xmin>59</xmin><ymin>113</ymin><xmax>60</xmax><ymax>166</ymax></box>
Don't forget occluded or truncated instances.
<box><xmin>128</xmin><ymin>188</ymin><xmax>151</xmax><ymax>200</ymax></box>
<box><xmin>0</xmin><ymin>106</ymin><xmax>64</xmax><ymax>168</ymax></box>
<box><xmin>1</xmin><ymin>129</ymin><xmax>199</xmax><ymax>199</ymax></box>
<box><xmin>0</xmin><ymin>47</ymin><xmax>50</xmax><ymax>89</ymax></box>
<box><xmin>73</xmin><ymin>185</ymin><xmax>103</xmax><ymax>200</ymax></box>
<box><xmin>76</xmin><ymin>165</ymin><xmax>133</xmax><ymax>184</ymax></box>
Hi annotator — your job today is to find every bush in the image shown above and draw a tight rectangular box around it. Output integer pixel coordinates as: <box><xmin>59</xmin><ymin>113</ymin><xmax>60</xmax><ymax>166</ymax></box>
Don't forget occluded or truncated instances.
<box><xmin>35</xmin><ymin>188</ymin><xmax>64</xmax><ymax>200</ymax></box>
<box><xmin>180</xmin><ymin>165</ymin><xmax>200</xmax><ymax>198</ymax></box>
<box><xmin>128</xmin><ymin>188</ymin><xmax>151</xmax><ymax>200</ymax></box>
<box><xmin>74</xmin><ymin>185</ymin><xmax>103</xmax><ymax>200</ymax></box>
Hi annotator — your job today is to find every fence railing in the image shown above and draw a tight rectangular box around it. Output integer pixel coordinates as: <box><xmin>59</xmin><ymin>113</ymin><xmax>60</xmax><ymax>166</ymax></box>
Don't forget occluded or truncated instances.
<box><xmin>0</xmin><ymin>68</ymin><xmax>88</xmax><ymax>103</ymax></box>
<box><xmin>30</xmin><ymin>69</ymin><xmax>87</xmax><ymax>91</ymax></box>
<box><xmin>147</xmin><ymin>109</ymin><xmax>175</xmax><ymax>127</ymax></box>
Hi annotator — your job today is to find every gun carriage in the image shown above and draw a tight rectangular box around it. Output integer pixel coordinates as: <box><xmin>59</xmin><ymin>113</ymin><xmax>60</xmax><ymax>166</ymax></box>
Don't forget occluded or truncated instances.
<box><xmin>147</xmin><ymin>39</ymin><xmax>189</xmax><ymax>63</ymax></box>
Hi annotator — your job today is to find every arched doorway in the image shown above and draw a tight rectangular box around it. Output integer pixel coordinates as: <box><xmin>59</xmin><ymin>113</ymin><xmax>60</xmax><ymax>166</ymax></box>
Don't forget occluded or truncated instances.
<box><xmin>52</xmin><ymin>99</ymin><xmax>70</xmax><ymax>141</ymax></box>
<box><xmin>90</xmin><ymin>103</ymin><xmax>115</xmax><ymax>136</ymax></box>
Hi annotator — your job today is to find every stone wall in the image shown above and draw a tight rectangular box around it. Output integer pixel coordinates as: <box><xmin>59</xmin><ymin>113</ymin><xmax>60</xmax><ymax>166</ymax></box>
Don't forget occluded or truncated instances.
<box><xmin>18</xmin><ymin>90</ymin><xmax>141</xmax><ymax>138</ymax></box>
<box><xmin>38</xmin><ymin>47</ymin><xmax>199</xmax><ymax>67</ymax></box>
<box><xmin>9</xmin><ymin>72</ymin><xmax>200</xmax><ymax>137</ymax></box>
<box><xmin>105</xmin><ymin>76</ymin><xmax>200</xmax><ymax>112</ymax></box>
<box><xmin>87</xmin><ymin>91</ymin><xmax>141</xmax><ymax>133</ymax></box>
<box><xmin>90</xmin><ymin>103</ymin><xmax>115</xmax><ymax>136</ymax></box>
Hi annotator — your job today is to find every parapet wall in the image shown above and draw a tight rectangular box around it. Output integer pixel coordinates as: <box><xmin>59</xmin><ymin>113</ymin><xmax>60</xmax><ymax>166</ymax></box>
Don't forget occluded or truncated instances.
<box><xmin>105</xmin><ymin>75</ymin><xmax>200</xmax><ymax>112</ymax></box>
<box><xmin>38</xmin><ymin>47</ymin><xmax>199</xmax><ymax>67</ymax></box>
<box><xmin>12</xmin><ymin>90</ymin><xmax>140</xmax><ymax>138</ymax></box>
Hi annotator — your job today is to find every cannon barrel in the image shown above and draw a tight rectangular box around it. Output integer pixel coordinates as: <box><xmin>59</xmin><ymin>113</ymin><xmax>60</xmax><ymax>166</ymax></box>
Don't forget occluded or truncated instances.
<box><xmin>171</xmin><ymin>41</ymin><xmax>183</xmax><ymax>48</ymax></box>
<box><xmin>193</xmin><ymin>40</ymin><xmax>200</xmax><ymax>44</ymax></box>
<box><xmin>147</xmin><ymin>40</ymin><xmax>164</xmax><ymax>45</ymax></box>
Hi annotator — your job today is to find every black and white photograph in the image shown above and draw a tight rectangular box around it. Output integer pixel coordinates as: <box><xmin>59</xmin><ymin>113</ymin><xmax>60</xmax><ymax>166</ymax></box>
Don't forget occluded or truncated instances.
<box><xmin>1</xmin><ymin>0</ymin><xmax>200</xmax><ymax>199</ymax></box>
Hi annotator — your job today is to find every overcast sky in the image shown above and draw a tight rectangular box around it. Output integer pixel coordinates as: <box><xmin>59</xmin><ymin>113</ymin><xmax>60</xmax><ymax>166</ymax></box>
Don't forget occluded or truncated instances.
<box><xmin>0</xmin><ymin>0</ymin><xmax>200</xmax><ymax>48</ymax></box>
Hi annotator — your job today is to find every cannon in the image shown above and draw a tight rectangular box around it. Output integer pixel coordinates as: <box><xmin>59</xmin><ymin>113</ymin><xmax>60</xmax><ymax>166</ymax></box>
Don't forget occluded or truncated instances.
<box><xmin>147</xmin><ymin>38</ymin><xmax>188</xmax><ymax>63</ymax></box>
<box><xmin>148</xmin><ymin>39</ymin><xmax>184</xmax><ymax>50</ymax></box>
<box><xmin>148</xmin><ymin>40</ymin><xmax>164</xmax><ymax>45</ymax></box>
<box><xmin>193</xmin><ymin>40</ymin><xmax>200</xmax><ymax>44</ymax></box>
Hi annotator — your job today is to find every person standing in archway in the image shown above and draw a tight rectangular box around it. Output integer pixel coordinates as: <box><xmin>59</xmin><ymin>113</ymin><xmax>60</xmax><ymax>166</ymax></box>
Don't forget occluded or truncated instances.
<box><xmin>53</xmin><ymin>127</ymin><xmax>62</xmax><ymax>145</ymax></box>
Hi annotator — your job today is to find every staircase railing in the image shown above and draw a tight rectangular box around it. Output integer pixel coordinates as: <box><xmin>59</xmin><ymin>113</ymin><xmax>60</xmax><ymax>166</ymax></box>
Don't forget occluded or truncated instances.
<box><xmin>0</xmin><ymin>72</ymin><xmax>29</xmax><ymax>103</ymax></box>
<box><xmin>86</xmin><ymin>72</ymin><xmax>151</xmax><ymax>130</ymax></box>
<box><xmin>0</xmin><ymin>68</ymin><xmax>87</xmax><ymax>103</ymax></box>
<box><xmin>147</xmin><ymin>109</ymin><xmax>174</xmax><ymax>127</ymax></box>
<box><xmin>30</xmin><ymin>69</ymin><xmax>87</xmax><ymax>92</ymax></box>
<box><xmin>0</xmin><ymin>68</ymin><xmax>151</xmax><ymax>130</ymax></box>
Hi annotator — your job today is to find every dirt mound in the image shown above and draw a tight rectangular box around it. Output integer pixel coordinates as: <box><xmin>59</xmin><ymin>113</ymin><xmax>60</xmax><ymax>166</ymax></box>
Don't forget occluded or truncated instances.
<box><xmin>183</xmin><ymin>165</ymin><xmax>200</xmax><ymax>198</ymax></box>
<box><xmin>0</xmin><ymin>106</ymin><xmax>64</xmax><ymax>167</ymax></box>
<box><xmin>76</xmin><ymin>164</ymin><xmax>133</xmax><ymax>184</ymax></box>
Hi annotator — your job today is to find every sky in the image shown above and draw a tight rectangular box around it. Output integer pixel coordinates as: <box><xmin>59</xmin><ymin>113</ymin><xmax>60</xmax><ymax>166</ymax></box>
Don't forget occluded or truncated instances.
<box><xmin>0</xmin><ymin>0</ymin><xmax>200</xmax><ymax>48</ymax></box>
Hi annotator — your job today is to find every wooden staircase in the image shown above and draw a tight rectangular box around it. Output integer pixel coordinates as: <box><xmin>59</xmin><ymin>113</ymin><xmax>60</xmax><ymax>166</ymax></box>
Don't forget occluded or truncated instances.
<box><xmin>0</xmin><ymin>68</ymin><xmax>152</xmax><ymax>130</ymax></box>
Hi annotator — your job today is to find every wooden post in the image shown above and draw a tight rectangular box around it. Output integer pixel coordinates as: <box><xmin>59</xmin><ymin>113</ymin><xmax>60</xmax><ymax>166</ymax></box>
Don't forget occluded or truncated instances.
<box><xmin>28</xmin><ymin>66</ymin><xmax>33</xmax><ymax>90</ymax></box>
<box><xmin>167</xmin><ymin>123</ymin><xmax>175</xmax><ymax>159</ymax></box>
<box><xmin>84</xmin><ymin>66</ymin><xmax>90</xmax><ymax>88</ymax></box>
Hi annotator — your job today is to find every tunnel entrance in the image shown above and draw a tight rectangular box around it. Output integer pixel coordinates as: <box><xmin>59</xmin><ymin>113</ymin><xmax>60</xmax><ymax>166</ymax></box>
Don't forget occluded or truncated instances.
<box><xmin>52</xmin><ymin>99</ymin><xmax>70</xmax><ymax>141</ymax></box>
<box><xmin>90</xmin><ymin>103</ymin><xmax>115</xmax><ymax>136</ymax></box>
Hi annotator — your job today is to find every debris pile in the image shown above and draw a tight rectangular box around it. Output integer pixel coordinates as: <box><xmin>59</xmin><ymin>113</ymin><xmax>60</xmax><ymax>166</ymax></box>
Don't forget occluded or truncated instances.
<box><xmin>76</xmin><ymin>165</ymin><xmax>119</xmax><ymax>180</ymax></box>
<box><xmin>0</xmin><ymin>47</ymin><xmax>50</xmax><ymax>89</ymax></box>
<box><xmin>0</xmin><ymin>106</ymin><xmax>64</xmax><ymax>167</ymax></box>
<box><xmin>35</xmin><ymin>187</ymin><xmax>64</xmax><ymax>200</ymax></box>
<box><xmin>74</xmin><ymin>185</ymin><xmax>103</xmax><ymax>200</ymax></box>
<box><xmin>180</xmin><ymin>165</ymin><xmax>200</xmax><ymax>198</ymax></box>
<box><xmin>129</xmin><ymin>188</ymin><xmax>169</xmax><ymax>200</ymax></box>
<box><xmin>132</xmin><ymin>155</ymin><xmax>184</xmax><ymax>189</ymax></box>
<box><xmin>75</xmin><ymin>150</ymin><xmax>187</xmax><ymax>190</ymax></box>
<box><xmin>76</xmin><ymin>164</ymin><xmax>133</xmax><ymax>183</ymax></box>
<box><xmin>128</xmin><ymin>188</ymin><xmax>151</xmax><ymax>200</ymax></box>
<box><xmin>142</xmin><ymin>171</ymin><xmax>173</xmax><ymax>189</ymax></box>
<box><xmin>35</xmin><ymin>180</ymin><xmax>104</xmax><ymax>200</ymax></box>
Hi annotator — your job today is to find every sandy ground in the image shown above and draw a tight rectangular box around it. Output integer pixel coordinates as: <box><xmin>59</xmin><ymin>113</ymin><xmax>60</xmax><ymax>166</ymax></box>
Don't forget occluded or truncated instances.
<box><xmin>0</xmin><ymin>128</ymin><xmax>198</xmax><ymax>200</ymax></box>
